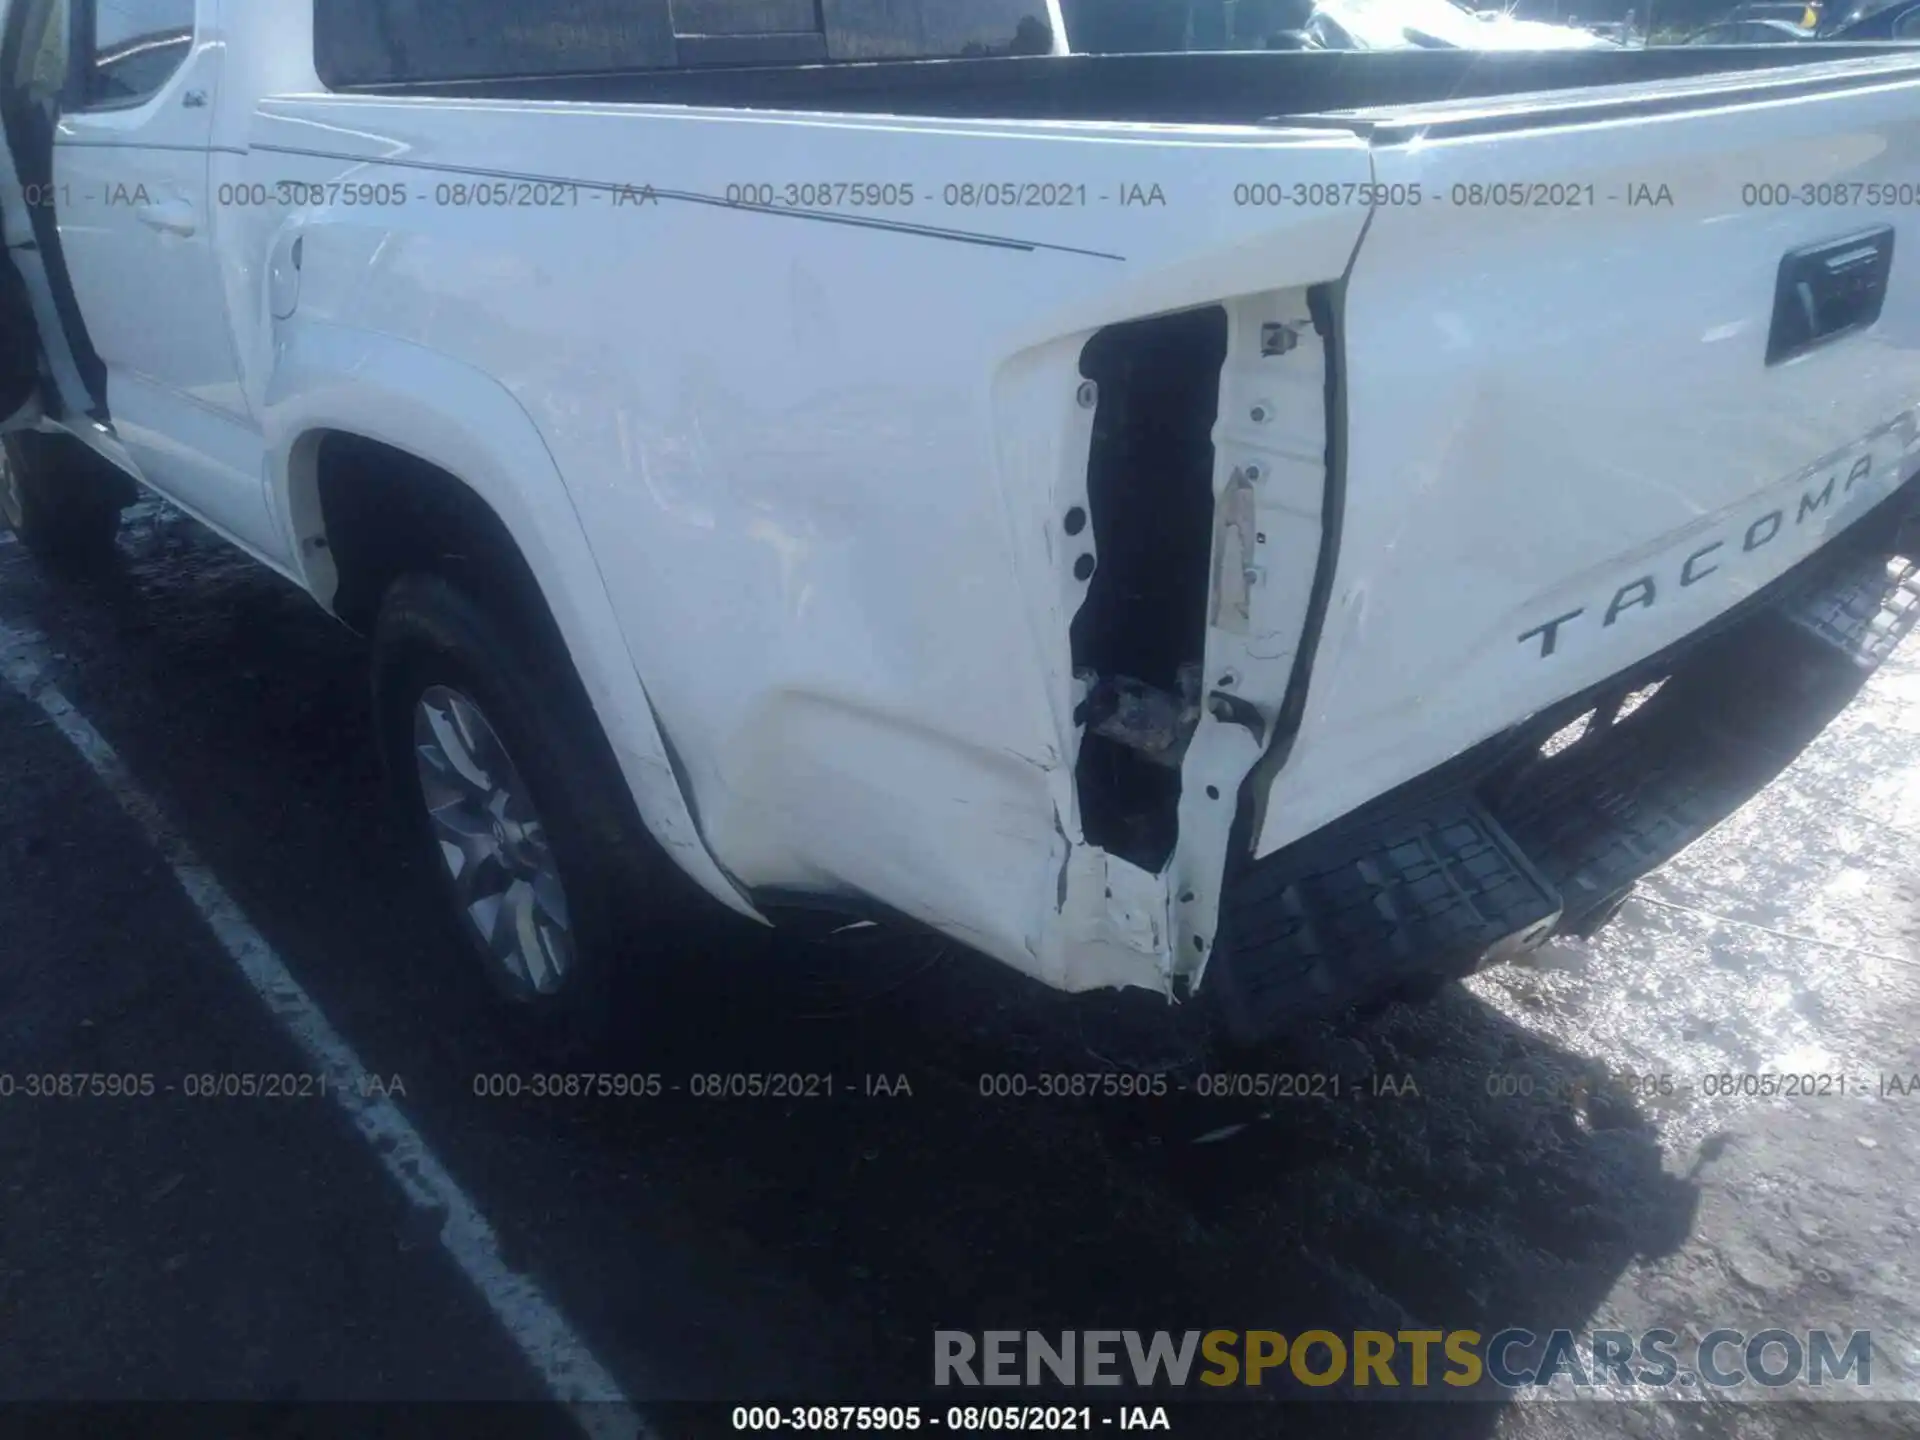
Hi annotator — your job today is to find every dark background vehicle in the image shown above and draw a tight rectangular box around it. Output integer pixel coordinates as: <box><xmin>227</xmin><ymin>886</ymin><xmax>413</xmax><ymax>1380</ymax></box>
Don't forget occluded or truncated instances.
<box><xmin>1686</xmin><ymin>16</ymin><xmax>1813</xmax><ymax>36</ymax></box>
<box><xmin>1722</xmin><ymin>0</ymin><xmax>1821</xmax><ymax>20</ymax></box>
<box><xmin>1819</xmin><ymin>0</ymin><xmax>1920</xmax><ymax>36</ymax></box>
<box><xmin>1055</xmin><ymin>0</ymin><xmax>1920</xmax><ymax>49</ymax></box>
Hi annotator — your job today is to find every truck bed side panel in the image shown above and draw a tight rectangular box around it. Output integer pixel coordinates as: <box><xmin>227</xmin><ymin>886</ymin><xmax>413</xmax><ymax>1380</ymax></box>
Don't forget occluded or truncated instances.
<box><xmin>233</xmin><ymin>96</ymin><xmax>1371</xmax><ymax>987</ymax></box>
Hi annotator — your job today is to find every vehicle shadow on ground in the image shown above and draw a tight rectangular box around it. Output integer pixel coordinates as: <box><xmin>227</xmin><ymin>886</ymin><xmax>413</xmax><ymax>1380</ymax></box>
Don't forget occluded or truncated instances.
<box><xmin>632</xmin><ymin>910</ymin><xmax>1701</xmax><ymax>1426</ymax></box>
<box><xmin>0</xmin><ymin>508</ymin><xmax>1700</xmax><ymax>1431</ymax></box>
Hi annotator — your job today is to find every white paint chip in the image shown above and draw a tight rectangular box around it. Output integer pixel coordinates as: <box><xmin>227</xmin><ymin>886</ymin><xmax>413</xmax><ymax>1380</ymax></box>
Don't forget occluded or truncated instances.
<box><xmin>0</xmin><ymin>619</ymin><xmax>645</xmax><ymax>1440</ymax></box>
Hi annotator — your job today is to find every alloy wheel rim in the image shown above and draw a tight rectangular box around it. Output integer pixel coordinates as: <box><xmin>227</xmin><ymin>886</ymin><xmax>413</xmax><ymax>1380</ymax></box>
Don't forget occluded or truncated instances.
<box><xmin>412</xmin><ymin>684</ymin><xmax>574</xmax><ymax>997</ymax></box>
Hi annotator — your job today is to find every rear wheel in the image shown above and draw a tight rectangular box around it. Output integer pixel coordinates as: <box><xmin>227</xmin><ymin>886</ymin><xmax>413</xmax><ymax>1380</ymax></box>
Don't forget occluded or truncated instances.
<box><xmin>0</xmin><ymin>432</ymin><xmax>132</xmax><ymax>569</ymax></box>
<box><xmin>371</xmin><ymin>573</ymin><xmax>666</xmax><ymax>1058</ymax></box>
<box><xmin>412</xmin><ymin>682</ymin><xmax>579</xmax><ymax>999</ymax></box>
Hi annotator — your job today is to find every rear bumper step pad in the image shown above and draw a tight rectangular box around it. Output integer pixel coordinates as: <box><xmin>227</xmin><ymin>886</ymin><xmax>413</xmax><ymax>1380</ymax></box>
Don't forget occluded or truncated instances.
<box><xmin>1776</xmin><ymin>550</ymin><xmax>1920</xmax><ymax>671</ymax></box>
<box><xmin>1207</xmin><ymin>493</ymin><xmax>1920</xmax><ymax>1042</ymax></box>
<box><xmin>1209</xmin><ymin>798</ymin><xmax>1560</xmax><ymax>1044</ymax></box>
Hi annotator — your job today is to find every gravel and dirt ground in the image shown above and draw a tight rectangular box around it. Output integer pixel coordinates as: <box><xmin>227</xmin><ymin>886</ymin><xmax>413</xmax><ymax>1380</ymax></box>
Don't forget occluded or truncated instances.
<box><xmin>1</xmin><ymin>500</ymin><xmax>1917</xmax><ymax>1439</ymax></box>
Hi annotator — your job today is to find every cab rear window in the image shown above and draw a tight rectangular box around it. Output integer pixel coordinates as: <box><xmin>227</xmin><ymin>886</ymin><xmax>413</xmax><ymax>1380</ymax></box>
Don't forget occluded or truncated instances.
<box><xmin>313</xmin><ymin>0</ymin><xmax>1061</xmax><ymax>87</ymax></box>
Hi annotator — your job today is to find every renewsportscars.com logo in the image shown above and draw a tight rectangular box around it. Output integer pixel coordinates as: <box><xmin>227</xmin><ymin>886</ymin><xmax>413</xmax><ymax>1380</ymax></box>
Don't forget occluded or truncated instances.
<box><xmin>933</xmin><ymin>1329</ymin><xmax>1873</xmax><ymax>1392</ymax></box>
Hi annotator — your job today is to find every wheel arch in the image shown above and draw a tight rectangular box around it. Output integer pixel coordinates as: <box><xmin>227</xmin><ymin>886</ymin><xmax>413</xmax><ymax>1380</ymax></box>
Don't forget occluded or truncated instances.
<box><xmin>264</xmin><ymin>320</ymin><xmax>763</xmax><ymax>924</ymax></box>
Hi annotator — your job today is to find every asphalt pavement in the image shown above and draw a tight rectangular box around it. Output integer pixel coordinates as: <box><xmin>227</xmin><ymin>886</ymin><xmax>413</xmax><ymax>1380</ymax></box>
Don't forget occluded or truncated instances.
<box><xmin>1</xmin><ymin>500</ymin><xmax>1918</xmax><ymax>1440</ymax></box>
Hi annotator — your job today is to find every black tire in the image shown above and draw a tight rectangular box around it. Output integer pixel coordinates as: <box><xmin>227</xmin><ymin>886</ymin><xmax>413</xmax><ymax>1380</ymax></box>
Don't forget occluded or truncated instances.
<box><xmin>0</xmin><ymin>432</ymin><xmax>132</xmax><ymax>569</ymax></box>
<box><xmin>370</xmin><ymin>572</ymin><xmax>667</xmax><ymax>1059</ymax></box>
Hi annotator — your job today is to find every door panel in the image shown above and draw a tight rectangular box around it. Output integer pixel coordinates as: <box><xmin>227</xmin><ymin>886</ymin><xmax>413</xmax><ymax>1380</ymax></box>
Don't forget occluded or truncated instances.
<box><xmin>0</xmin><ymin>222</ymin><xmax>40</xmax><ymax>422</ymax></box>
<box><xmin>0</xmin><ymin>0</ymin><xmax>106</xmax><ymax>434</ymax></box>
<box><xmin>52</xmin><ymin>0</ymin><xmax>281</xmax><ymax>560</ymax></box>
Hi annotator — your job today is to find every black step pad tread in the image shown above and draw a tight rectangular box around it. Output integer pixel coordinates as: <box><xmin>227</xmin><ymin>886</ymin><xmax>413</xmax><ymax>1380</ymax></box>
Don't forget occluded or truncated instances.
<box><xmin>1498</xmin><ymin>541</ymin><xmax>1920</xmax><ymax>922</ymax></box>
<box><xmin>1774</xmin><ymin>551</ymin><xmax>1920</xmax><ymax>670</ymax></box>
<box><xmin>1494</xmin><ymin>687</ymin><xmax>1740</xmax><ymax>919</ymax></box>
<box><xmin>1211</xmin><ymin>799</ymin><xmax>1559</xmax><ymax>1039</ymax></box>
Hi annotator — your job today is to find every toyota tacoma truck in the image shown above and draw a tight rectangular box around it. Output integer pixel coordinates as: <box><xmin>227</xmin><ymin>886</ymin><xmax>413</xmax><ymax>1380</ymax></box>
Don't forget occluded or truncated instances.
<box><xmin>2</xmin><ymin>0</ymin><xmax>1919</xmax><ymax>1053</ymax></box>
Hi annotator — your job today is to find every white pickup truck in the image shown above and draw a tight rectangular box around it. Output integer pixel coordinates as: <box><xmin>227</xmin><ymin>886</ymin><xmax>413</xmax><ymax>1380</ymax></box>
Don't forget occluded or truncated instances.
<box><xmin>3</xmin><ymin>0</ymin><xmax>1919</xmax><ymax>1053</ymax></box>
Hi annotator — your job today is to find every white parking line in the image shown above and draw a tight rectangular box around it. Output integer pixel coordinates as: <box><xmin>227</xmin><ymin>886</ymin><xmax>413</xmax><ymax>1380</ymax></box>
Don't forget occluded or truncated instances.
<box><xmin>0</xmin><ymin>618</ymin><xmax>646</xmax><ymax>1440</ymax></box>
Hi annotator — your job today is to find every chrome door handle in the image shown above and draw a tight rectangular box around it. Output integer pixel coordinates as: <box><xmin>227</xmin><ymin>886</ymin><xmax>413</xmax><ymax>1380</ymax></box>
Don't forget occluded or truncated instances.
<box><xmin>182</xmin><ymin>89</ymin><xmax>208</xmax><ymax>108</ymax></box>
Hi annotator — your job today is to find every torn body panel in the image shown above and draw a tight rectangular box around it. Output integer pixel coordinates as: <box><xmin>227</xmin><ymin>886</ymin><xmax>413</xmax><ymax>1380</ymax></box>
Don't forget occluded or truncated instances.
<box><xmin>1062</xmin><ymin>291</ymin><xmax>1334</xmax><ymax>993</ymax></box>
<box><xmin>1171</xmin><ymin>295</ymin><xmax>1333</xmax><ymax>988</ymax></box>
<box><xmin>1069</xmin><ymin>307</ymin><xmax>1225</xmax><ymax>873</ymax></box>
<box><xmin>240</xmin><ymin>81</ymin><xmax>1378</xmax><ymax>999</ymax></box>
<box><xmin>1046</xmin><ymin>840</ymin><xmax>1171</xmax><ymax>992</ymax></box>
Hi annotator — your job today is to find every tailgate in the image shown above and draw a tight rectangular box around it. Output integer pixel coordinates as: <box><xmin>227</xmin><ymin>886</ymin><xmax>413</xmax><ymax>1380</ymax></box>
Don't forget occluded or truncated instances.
<box><xmin>1254</xmin><ymin>57</ymin><xmax>1920</xmax><ymax>859</ymax></box>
